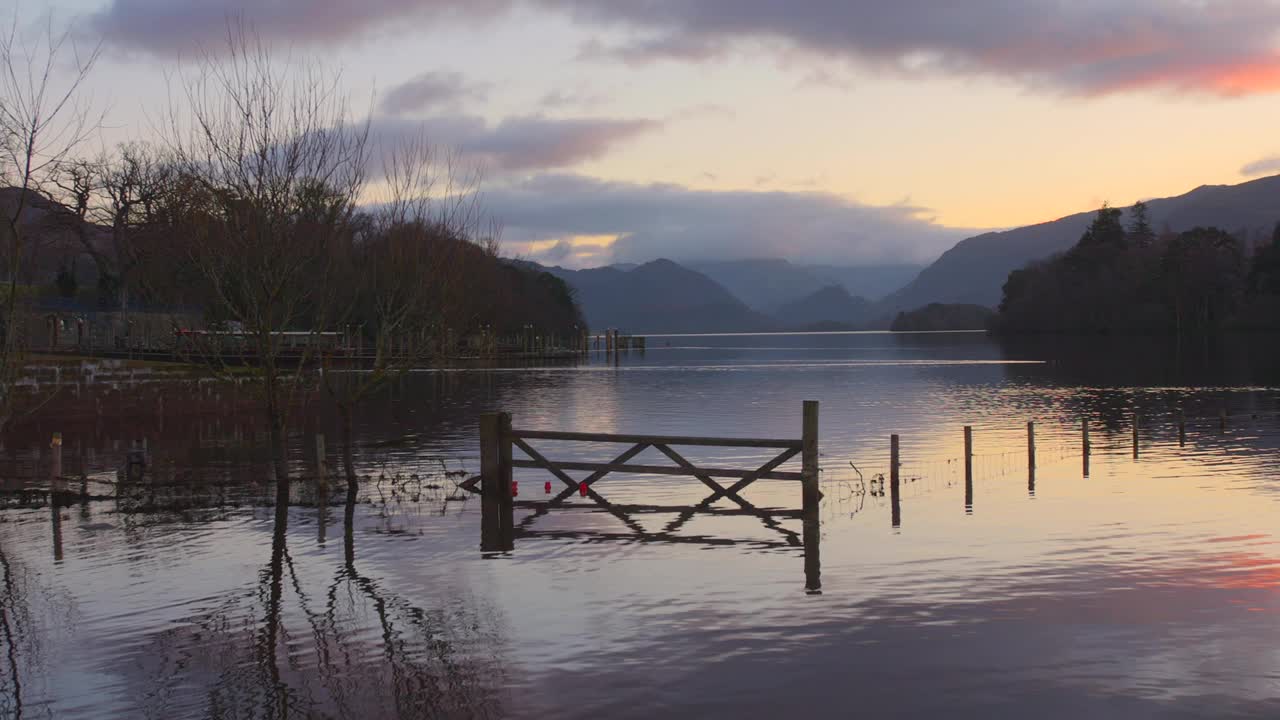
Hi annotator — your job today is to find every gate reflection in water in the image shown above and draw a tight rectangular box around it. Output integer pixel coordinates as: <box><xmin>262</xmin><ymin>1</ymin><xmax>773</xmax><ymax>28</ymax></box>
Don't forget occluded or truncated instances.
<box><xmin>499</xmin><ymin>484</ymin><xmax>824</xmax><ymax>595</ymax></box>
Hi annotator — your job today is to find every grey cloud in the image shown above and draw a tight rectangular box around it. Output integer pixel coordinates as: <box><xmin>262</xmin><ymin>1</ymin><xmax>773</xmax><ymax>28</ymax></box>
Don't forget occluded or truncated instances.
<box><xmin>381</xmin><ymin>71</ymin><xmax>487</xmax><ymax>115</ymax></box>
<box><xmin>465</xmin><ymin>115</ymin><xmax>657</xmax><ymax>171</ymax></box>
<box><xmin>537</xmin><ymin>239</ymin><xmax>576</xmax><ymax>263</ymax></box>
<box><xmin>90</xmin><ymin>0</ymin><xmax>506</xmax><ymax>56</ymax></box>
<box><xmin>540</xmin><ymin>87</ymin><xmax>608</xmax><ymax>109</ymax></box>
<box><xmin>92</xmin><ymin>1</ymin><xmax>1280</xmax><ymax>96</ymax></box>
<box><xmin>370</xmin><ymin>114</ymin><xmax>659</xmax><ymax>172</ymax></box>
<box><xmin>1241</xmin><ymin>155</ymin><xmax>1280</xmax><ymax>176</ymax></box>
<box><xmin>577</xmin><ymin>33</ymin><xmax>727</xmax><ymax>65</ymax></box>
<box><xmin>486</xmin><ymin>173</ymin><xmax>974</xmax><ymax>266</ymax></box>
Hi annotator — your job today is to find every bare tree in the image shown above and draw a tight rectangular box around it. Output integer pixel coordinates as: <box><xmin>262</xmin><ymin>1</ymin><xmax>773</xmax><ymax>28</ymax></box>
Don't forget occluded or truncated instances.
<box><xmin>318</xmin><ymin>135</ymin><xmax>483</xmax><ymax>493</ymax></box>
<box><xmin>0</xmin><ymin>15</ymin><xmax>100</xmax><ymax>430</ymax></box>
<box><xmin>163</xmin><ymin>27</ymin><xmax>369</xmax><ymax>487</ymax></box>
<box><xmin>50</xmin><ymin>143</ymin><xmax>178</xmax><ymax>313</ymax></box>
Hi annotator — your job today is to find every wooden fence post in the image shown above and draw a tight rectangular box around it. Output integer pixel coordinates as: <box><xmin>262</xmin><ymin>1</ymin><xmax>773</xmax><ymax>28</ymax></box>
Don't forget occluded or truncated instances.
<box><xmin>1178</xmin><ymin>410</ymin><xmax>1186</xmax><ymax>447</ymax></box>
<box><xmin>499</xmin><ymin>413</ymin><xmax>514</xmax><ymax>548</ymax></box>
<box><xmin>50</xmin><ymin>432</ymin><xmax>63</xmax><ymax>483</ymax></box>
<box><xmin>1082</xmin><ymin>418</ymin><xmax>1090</xmax><ymax>478</ymax></box>
<box><xmin>480</xmin><ymin>412</ymin><xmax>515</xmax><ymax>551</ymax></box>
<box><xmin>890</xmin><ymin>434</ymin><xmax>901</xmax><ymax>528</ymax></box>
<box><xmin>963</xmin><ymin>425</ymin><xmax>973</xmax><ymax>510</ymax></box>
<box><xmin>802</xmin><ymin>400</ymin><xmax>821</xmax><ymax>594</ymax></box>
<box><xmin>801</xmin><ymin>401</ymin><xmax>820</xmax><ymax>512</ymax></box>
<box><xmin>1220</xmin><ymin>408</ymin><xmax>1228</xmax><ymax>432</ymax></box>
<box><xmin>50</xmin><ymin>431</ymin><xmax>65</xmax><ymax>561</ymax></box>
<box><xmin>1027</xmin><ymin>421</ymin><xmax>1036</xmax><ymax>496</ymax></box>
<box><xmin>1027</xmin><ymin>421</ymin><xmax>1036</xmax><ymax>472</ymax></box>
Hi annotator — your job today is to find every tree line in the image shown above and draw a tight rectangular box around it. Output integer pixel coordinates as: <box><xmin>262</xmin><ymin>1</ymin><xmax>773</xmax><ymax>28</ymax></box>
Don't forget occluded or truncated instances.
<box><xmin>994</xmin><ymin>201</ymin><xmax>1280</xmax><ymax>335</ymax></box>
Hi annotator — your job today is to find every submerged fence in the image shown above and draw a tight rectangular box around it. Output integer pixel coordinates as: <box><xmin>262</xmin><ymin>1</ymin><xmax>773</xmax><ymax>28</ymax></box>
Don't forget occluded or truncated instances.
<box><xmin>6</xmin><ymin>400</ymin><xmax>1279</xmax><ymax>539</ymax></box>
<box><xmin>833</xmin><ymin>407</ymin><xmax>1280</xmax><ymax>527</ymax></box>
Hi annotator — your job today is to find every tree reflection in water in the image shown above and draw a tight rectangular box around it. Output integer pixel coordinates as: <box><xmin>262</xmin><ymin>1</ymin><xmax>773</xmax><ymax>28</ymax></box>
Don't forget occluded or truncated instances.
<box><xmin>0</xmin><ymin>547</ymin><xmax>26</xmax><ymax>720</ymax></box>
<box><xmin>134</xmin><ymin>483</ymin><xmax>506</xmax><ymax>719</ymax></box>
<box><xmin>0</xmin><ymin>537</ymin><xmax>74</xmax><ymax>720</ymax></box>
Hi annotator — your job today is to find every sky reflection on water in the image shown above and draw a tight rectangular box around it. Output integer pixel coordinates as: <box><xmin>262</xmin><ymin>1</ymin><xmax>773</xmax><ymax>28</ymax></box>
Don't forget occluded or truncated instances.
<box><xmin>2</xmin><ymin>332</ymin><xmax>1280</xmax><ymax>718</ymax></box>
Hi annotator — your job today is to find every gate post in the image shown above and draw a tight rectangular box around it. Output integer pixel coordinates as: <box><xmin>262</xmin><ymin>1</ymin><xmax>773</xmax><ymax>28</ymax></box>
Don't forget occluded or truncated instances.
<box><xmin>480</xmin><ymin>412</ymin><xmax>514</xmax><ymax>551</ymax></box>
<box><xmin>801</xmin><ymin>400</ymin><xmax>820</xmax><ymax>511</ymax></box>
<box><xmin>801</xmin><ymin>400</ymin><xmax>820</xmax><ymax>594</ymax></box>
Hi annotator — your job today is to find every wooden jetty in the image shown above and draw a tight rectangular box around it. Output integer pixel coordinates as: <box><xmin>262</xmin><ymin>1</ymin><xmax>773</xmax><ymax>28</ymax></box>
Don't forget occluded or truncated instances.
<box><xmin>590</xmin><ymin>330</ymin><xmax>646</xmax><ymax>355</ymax></box>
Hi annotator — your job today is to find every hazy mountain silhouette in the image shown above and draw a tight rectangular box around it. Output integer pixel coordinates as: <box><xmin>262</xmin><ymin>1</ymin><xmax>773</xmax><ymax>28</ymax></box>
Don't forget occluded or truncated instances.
<box><xmin>540</xmin><ymin>259</ymin><xmax>776</xmax><ymax>333</ymax></box>
<box><xmin>688</xmin><ymin>259</ymin><xmax>922</xmax><ymax>310</ymax></box>
<box><xmin>774</xmin><ymin>284</ymin><xmax>872</xmax><ymax>328</ymax></box>
<box><xmin>802</xmin><ymin>264</ymin><xmax>923</xmax><ymax>303</ymax></box>
<box><xmin>881</xmin><ymin>174</ymin><xmax>1280</xmax><ymax>311</ymax></box>
<box><xmin>686</xmin><ymin>259</ymin><xmax>824</xmax><ymax>311</ymax></box>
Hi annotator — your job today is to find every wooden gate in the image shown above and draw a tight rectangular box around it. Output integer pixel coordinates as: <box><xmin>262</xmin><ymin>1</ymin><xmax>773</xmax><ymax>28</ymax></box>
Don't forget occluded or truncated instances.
<box><xmin>473</xmin><ymin>401</ymin><xmax>821</xmax><ymax>590</ymax></box>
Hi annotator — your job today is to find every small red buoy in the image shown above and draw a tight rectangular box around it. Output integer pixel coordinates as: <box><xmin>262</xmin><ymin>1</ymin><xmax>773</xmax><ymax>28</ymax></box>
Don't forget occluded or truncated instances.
<box><xmin>511</xmin><ymin>480</ymin><xmax>518</xmax><ymax>497</ymax></box>
<box><xmin>544</xmin><ymin>481</ymin><xmax>552</xmax><ymax>494</ymax></box>
<box><xmin>579</xmin><ymin>481</ymin><xmax>588</xmax><ymax>497</ymax></box>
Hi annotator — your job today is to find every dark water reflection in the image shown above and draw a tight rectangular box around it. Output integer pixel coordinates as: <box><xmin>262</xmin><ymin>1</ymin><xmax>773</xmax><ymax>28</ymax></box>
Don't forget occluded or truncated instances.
<box><xmin>2</xmin><ymin>332</ymin><xmax>1280</xmax><ymax>718</ymax></box>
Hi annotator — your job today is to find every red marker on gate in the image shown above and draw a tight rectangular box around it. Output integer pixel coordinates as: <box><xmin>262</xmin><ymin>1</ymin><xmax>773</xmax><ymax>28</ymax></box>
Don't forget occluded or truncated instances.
<box><xmin>511</xmin><ymin>480</ymin><xmax>518</xmax><ymax>497</ymax></box>
<box><xmin>544</xmin><ymin>481</ymin><xmax>552</xmax><ymax>494</ymax></box>
<box><xmin>579</xmin><ymin>481</ymin><xmax>588</xmax><ymax>497</ymax></box>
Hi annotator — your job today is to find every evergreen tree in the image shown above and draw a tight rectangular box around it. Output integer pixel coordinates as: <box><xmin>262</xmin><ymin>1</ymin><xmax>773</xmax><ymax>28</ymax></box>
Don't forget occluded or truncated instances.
<box><xmin>1161</xmin><ymin>227</ymin><xmax>1245</xmax><ymax>332</ymax></box>
<box><xmin>1128</xmin><ymin>201</ymin><xmax>1155</xmax><ymax>248</ymax></box>
<box><xmin>1078</xmin><ymin>205</ymin><xmax>1126</xmax><ymax>249</ymax></box>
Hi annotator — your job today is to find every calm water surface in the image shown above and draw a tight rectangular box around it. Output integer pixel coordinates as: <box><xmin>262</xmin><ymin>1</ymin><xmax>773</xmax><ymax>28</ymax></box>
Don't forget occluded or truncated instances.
<box><xmin>2</xmin><ymin>332</ymin><xmax>1280</xmax><ymax>718</ymax></box>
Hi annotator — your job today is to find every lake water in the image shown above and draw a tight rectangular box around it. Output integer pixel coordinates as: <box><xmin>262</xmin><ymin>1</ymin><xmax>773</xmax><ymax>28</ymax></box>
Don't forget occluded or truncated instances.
<box><xmin>3</xmin><ymin>332</ymin><xmax>1280</xmax><ymax>718</ymax></box>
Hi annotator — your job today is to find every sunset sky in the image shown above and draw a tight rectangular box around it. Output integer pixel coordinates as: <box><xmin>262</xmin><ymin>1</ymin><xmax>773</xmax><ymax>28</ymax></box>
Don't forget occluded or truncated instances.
<box><xmin>26</xmin><ymin>0</ymin><xmax>1280</xmax><ymax>267</ymax></box>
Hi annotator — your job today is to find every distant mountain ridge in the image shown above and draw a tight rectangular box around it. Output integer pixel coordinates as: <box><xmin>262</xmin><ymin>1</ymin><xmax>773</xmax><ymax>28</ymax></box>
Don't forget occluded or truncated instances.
<box><xmin>525</xmin><ymin>174</ymin><xmax>1280</xmax><ymax>333</ymax></box>
<box><xmin>774</xmin><ymin>285</ymin><xmax>872</xmax><ymax>327</ymax></box>
<box><xmin>537</xmin><ymin>259</ymin><xmax>776</xmax><ymax>334</ymax></box>
<box><xmin>687</xmin><ymin>259</ymin><xmax>922</xmax><ymax>310</ymax></box>
<box><xmin>801</xmin><ymin>264</ymin><xmax>923</xmax><ymax>303</ymax></box>
<box><xmin>882</xmin><ymin>174</ymin><xmax>1280</xmax><ymax>312</ymax></box>
<box><xmin>685</xmin><ymin>259</ymin><xmax>825</xmax><ymax>311</ymax></box>
<box><xmin>530</xmin><ymin>258</ymin><xmax>888</xmax><ymax>333</ymax></box>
